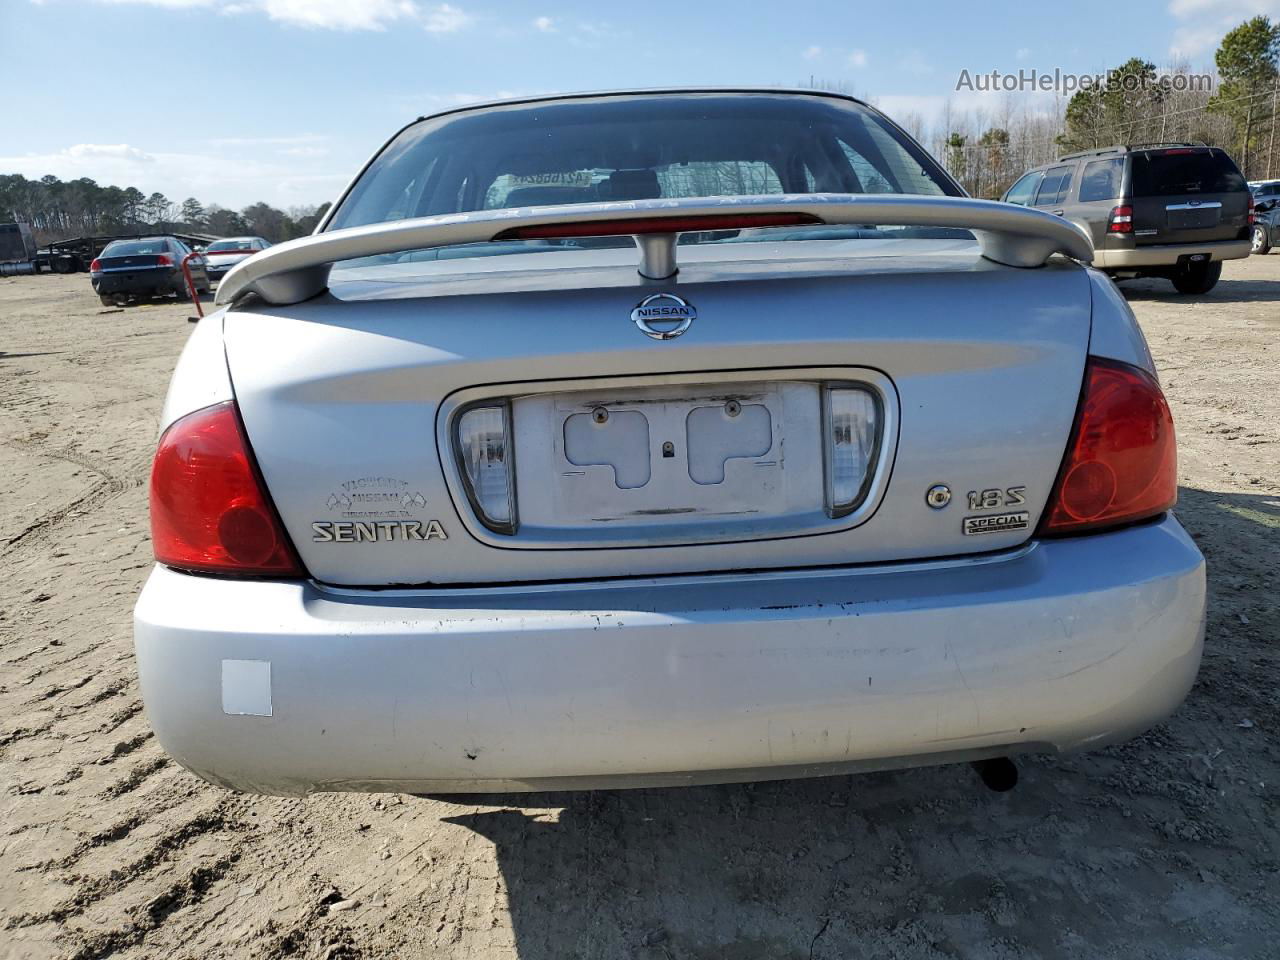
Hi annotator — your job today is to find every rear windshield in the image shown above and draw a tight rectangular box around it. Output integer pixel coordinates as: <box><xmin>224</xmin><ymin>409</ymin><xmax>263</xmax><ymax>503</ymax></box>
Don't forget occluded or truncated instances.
<box><xmin>1130</xmin><ymin>150</ymin><xmax>1245</xmax><ymax>197</ymax></box>
<box><xmin>207</xmin><ymin>240</ymin><xmax>255</xmax><ymax>252</ymax></box>
<box><xmin>327</xmin><ymin>94</ymin><xmax>962</xmax><ymax>261</ymax></box>
<box><xmin>101</xmin><ymin>239</ymin><xmax>169</xmax><ymax>257</ymax></box>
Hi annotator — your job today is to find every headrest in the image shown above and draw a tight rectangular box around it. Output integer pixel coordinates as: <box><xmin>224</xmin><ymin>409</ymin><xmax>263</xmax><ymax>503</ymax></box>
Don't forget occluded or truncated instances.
<box><xmin>601</xmin><ymin>169</ymin><xmax>661</xmax><ymax>200</ymax></box>
<box><xmin>503</xmin><ymin>185</ymin><xmax>597</xmax><ymax>207</ymax></box>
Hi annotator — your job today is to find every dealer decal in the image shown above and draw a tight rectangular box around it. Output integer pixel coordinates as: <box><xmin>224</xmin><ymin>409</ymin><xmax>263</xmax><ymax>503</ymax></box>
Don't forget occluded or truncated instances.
<box><xmin>325</xmin><ymin>475</ymin><xmax>428</xmax><ymax>520</ymax></box>
<box><xmin>962</xmin><ymin>512</ymin><xmax>1029</xmax><ymax>536</ymax></box>
<box><xmin>312</xmin><ymin>520</ymin><xmax>448</xmax><ymax>543</ymax></box>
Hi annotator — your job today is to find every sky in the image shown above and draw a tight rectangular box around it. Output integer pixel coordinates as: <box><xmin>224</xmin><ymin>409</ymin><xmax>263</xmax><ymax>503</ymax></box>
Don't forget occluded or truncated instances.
<box><xmin>2</xmin><ymin>0</ymin><xmax>1278</xmax><ymax>210</ymax></box>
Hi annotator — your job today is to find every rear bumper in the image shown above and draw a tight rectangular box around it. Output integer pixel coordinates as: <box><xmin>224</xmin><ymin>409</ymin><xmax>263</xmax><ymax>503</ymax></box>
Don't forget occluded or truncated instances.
<box><xmin>93</xmin><ymin>268</ymin><xmax>179</xmax><ymax>294</ymax></box>
<box><xmin>205</xmin><ymin>258</ymin><xmax>247</xmax><ymax>279</ymax></box>
<box><xmin>134</xmin><ymin>516</ymin><xmax>1205</xmax><ymax>795</ymax></box>
<box><xmin>1095</xmin><ymin>239</ymin><xmax>1251</xmax><ymax>268</ymax></box>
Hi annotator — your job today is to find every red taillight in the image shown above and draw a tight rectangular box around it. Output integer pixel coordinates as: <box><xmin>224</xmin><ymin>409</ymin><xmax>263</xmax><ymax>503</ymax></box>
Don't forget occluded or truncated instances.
<box><xmin>1039</xmin><ymin>358</ymin><xmax>1176</xmax><ymax>536</ymax></box>
<box><xmin>1107</xmin><ymin>205</ymin><xmax>1133</xmax><ymax>234</ymax></box>
<box><xmin>150</xmin><ymin>402</ymin><xmax>304</xmax><ymax>576</ymax></box>
<box><xmin>1248</xmin><ymin>195</ymin><xmax>1255</xmax><ymax>226</ymax></box>
<box><xmin>494</xmin><ymin>212</ymin><xmax>823</xmax><ymax>240</ymax></box>
<box><xmin>155</xmin><ymin>253</ymin><xmax>173</xmax><ymax>266</ymax></box>
<box><xmin>89</xmin><ymin>258</ymin><xmax>101</xmax><ymax>272</ymax></box>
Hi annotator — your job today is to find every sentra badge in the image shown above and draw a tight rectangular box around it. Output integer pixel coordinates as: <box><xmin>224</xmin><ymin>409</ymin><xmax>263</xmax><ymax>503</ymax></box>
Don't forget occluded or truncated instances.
<box><xmin>312</xmin><ymin>520</ymin><xmax>447</xmax><ymax>542</ymax></box>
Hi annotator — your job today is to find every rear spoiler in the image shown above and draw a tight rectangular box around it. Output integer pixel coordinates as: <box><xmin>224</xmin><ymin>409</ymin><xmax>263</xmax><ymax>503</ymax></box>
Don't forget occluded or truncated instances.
<box><xmin>214</xmin><ymin>194</ymin><xmax>1094</xmax><ymax>307</ymax></box>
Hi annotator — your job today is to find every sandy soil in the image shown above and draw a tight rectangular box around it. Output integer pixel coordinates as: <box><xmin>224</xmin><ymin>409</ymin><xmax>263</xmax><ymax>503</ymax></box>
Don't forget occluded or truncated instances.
<box><xmin>1</xmin><ymin>262</ymin><xmax>1278</xmax><ymax>960</ymax></box>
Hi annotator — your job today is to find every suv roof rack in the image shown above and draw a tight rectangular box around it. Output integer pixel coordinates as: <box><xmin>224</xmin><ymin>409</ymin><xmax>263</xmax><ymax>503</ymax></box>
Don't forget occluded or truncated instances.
<box><xmin>1127</xmin><ymin>141</ymin><xmax>1207</xmax><ymax>150</ymax></box>
<box><xmin>1056</xmin><ymin>146</ymin><xmax>1126</xmax><ymax>161</ymax></box>
<box><xmin>1056</xmin><ymin>141</ymin><xmax>1209</xmax><ymax>162</ymax></box>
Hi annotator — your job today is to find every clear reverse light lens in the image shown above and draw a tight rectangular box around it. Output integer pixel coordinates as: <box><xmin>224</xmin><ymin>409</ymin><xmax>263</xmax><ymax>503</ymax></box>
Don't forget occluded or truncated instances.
<box><xmin>824</xmin><ymin>387</ymin><xmax>878</xmax><ymax>518</ymax></box>
<box><xmin>456</xmin><ymin>404</ymin><xmax>516</xmax><ymax>534</ymax></box>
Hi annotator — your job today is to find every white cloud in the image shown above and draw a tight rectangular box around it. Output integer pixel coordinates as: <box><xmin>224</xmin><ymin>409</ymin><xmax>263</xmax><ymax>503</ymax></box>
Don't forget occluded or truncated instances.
<box><xmin>258</xmin><ymin>0</ymin><xmax>417</xmax><ymax>30</ymax></box>
<box><xmin>1170</xmin><ymin>23</ymin><xmax>1229</xmax><ymax>56</ymax></box>
<box><xmin>1169</xmin><ymin>0</ymin><xmax>1280</xmax><ymax>16</ymax></box>
<box><xmin>522</xmin><ymin>16</ymin><xmax>616</xmax><ymax>44</ymax></box>
<box><xmin>871</xmin><ymin>94</ymin><xmax>952</xmax><ymax>119</ymax></box>
<box><xmin>871</xmin><ymin>89</ymin><xmax>1059</xmax><ymax>125</ymax></box>
<box><xmin>0</xmin><ymin>140</ymin><xmax>347</xmax><ymax>208</ymax></box>
<box><xmin>1167</xmin><ymin>0</ymin><xmax>1280</xmax><ymax>56</ymax></box>
<box><xmin>566</xmin><ymin>20</ymin><xmax>620</xmax><ymax>47</ymax></box>
<box><xmin>1015</xmin><ymin>47</ymin><xmax>1031</xmax><ymax>61</ymax></box>
<box><xmin>802</xmin><ymin>45</ymin><xmax>822</xmax><ymax>61</ymax></box>
<box><xmin>0</xmin><ymin>144</ymin><xmax>156</xmax><ymax>181</ymax></box>
<box><xmin>422</xmin><ymin>3</ymin><xmax>469</xmax><ymax>33</ymax></box>
<box><xmin>66</xmin><ymin>143</ymin><xmax>156</xmax><ymax>163</ymax></box>
<box><xmin>413</xmin><ymin>89</ymin><xmax>545</xmax><ymax>108</ymax></box>
<box><xmin>94</xmin><ymin>0</ymin><xmax>210</xmax><ymax>6</ymax></box>
<box><xmin>87</xmin><ymin>0</ymin><xmax>471</xmax><ymax>32</ymax></box>
<box><xmin>847</xmin><ymin>48</ymin><xmax>867</xmax><ymax>68</ymax></box>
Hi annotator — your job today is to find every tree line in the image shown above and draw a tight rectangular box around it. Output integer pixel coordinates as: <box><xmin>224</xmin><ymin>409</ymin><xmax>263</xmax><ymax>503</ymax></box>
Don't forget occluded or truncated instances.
<box><xmin>6</xmin><ymin>16</ymin><xmax>1278</xmax><ymax>238</ymax></box>
<box><xmin>0</xmin><ymin>173</ymin><xmax>331</xmax><ymax>245</ymax></box>
<box><xmin>818</xmin><ymin>14</ymin><xmax>1280</xmax><ymax>200</ymax></box>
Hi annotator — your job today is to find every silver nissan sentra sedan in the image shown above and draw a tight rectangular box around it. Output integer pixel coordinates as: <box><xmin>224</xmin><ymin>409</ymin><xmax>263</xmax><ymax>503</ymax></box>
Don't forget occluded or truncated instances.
<box><xmin>133</xmin><ymin>89</ymin><xmax>1205</xmax><ymax>796</ymax></box>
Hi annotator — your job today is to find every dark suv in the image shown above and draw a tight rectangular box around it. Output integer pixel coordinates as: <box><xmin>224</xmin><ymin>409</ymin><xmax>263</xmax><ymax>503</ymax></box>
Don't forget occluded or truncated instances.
<box><xmin>1002</xmin><ymin>143</ymin><xmax>1252</xmax><ymax>294</ymax></box>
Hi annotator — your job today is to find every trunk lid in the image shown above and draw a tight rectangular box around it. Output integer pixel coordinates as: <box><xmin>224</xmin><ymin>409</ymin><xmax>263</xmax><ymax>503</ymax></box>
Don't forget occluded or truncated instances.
<box><xmin>98</xmin><ymin>254</ymin><xmax>168</xmax><ymax>270</ymax></box>
<box><xmin>224</xmin><ymin>241</ymin><xmax>1091</xmax><ymax>586</ymax></box>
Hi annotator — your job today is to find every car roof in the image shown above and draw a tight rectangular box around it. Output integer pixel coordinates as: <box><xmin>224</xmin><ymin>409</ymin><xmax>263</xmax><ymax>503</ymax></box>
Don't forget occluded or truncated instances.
<box><xmin>1018</xmin><ymin>144</ymin><xmax>1236</xmax><ymax>175</ymax></box>
<box><xmin>410</xmin><ymin>87</ymin><xmax>876</xmax><ymax>124</ymax></box>
<box><xmin>1043</xmin><ymin>144</ymin><xmax>1227</xmax><ymax>167</ymax></box>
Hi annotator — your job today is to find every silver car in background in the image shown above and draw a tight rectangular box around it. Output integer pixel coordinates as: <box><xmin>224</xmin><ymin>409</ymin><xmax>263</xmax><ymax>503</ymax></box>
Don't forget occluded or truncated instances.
<box><xmin>134</xmin><ymin>90</ymin><xmax>1205</xmax><ymax>797</ymax></box>
<box><xmin>202</xmin><ymin>235</ymin><xmax>271</xmax><ymax>285</ymax></box>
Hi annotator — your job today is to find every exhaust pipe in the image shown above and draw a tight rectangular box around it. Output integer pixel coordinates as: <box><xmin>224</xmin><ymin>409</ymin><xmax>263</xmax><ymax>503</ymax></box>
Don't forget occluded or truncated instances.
<box><xmin>971</xmin><ymin>757</ymin><xmax>1018</xmax><ymax>792</ymax></box>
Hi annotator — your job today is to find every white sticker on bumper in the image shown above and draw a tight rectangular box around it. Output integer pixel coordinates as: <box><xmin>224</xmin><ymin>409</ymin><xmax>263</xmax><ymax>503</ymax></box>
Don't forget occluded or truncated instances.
<box><xmin>221</xmin><ymin>659</ymin><xmax>272</xmax><ymax>716</ymax></box>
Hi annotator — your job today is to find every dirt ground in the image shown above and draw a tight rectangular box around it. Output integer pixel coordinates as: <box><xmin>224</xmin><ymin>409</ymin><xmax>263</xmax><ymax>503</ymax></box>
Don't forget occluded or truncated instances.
<box><xmin>1</xmin><ymin>260</ymin><xmax>1277</xmax><ymax>960</ymax></box>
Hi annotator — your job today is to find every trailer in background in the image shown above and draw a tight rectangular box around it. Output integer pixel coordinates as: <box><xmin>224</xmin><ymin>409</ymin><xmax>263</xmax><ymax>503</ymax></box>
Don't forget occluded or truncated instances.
<box><xmin>1</xmin><ymin>228</ymin><xmax>222</xmax><ymax>275</ymax></box>
<box><xmin>0</xmin><ymin>222</ymin><xmax>39</xmax><ymax>275</ymax></box>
